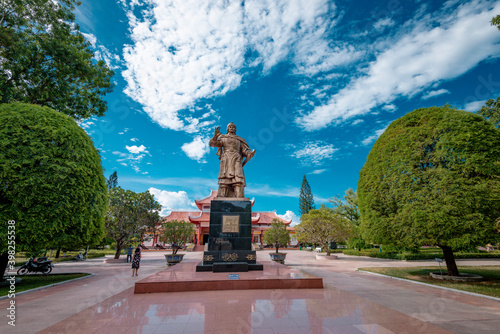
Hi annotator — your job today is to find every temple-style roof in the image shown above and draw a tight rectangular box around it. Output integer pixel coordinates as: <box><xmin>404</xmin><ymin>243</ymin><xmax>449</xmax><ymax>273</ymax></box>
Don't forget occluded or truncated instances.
<box><xmin>194</xmin><ymin>190</ymin><xmax>218</xmax><ymax>210</ymax></box>
<box><xmin>194</xmin><ymin>190</ymin><xmax>255</xmax><ymax>210</ymax></box>
<box><xmin>162</xmin><ymin>211</ymin><xmax>197</xmax><ymax>222</ymax></box>
<box><xmin>188</xmin><ymin>212</ymin><xmax>211</xmax><ymax>222</ymax></box>
<box><xmin>252</xmin><ymin>212</ymin><xmax>291</xmax><ymax>225</ymax></box>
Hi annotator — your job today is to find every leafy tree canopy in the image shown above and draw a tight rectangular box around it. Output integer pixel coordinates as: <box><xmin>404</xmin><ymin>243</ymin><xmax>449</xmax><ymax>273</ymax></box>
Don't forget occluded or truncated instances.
<box><xmin>296</xmin><ymin>205</ymin><xmax>353</xmax><ymax>256</ymax></box>
<box><xmin>262</xmin><ymin>219</ymin><xmax>291</xmax><ymax>253</ymax></box>
<box><xmin>330</xmin><ymin>188</ymin><xmax>360</xmax><ymax>225</ymax></box>
<box><xmin>477</xmin><ymin>97</ymin><xmax>500</xmax><ymax>128</ymax></box>
<box><xmin>330</xmin><ymin>188</ymin><xmax>368</xmax><ymax>250</ymax></box>
<box><xmin>358</xmin><ymin>106</ymin><xmax>500</xmax><ymax>276</ymax></box>
<box><xmin>107</xmin><ymin>171</ymin><xmax>118</xmax><ymax>190</ymax></box>
<box><xmin>0</xmin><ymin>102</ymin><xmax>108</xmax><ymax>278</ymax></box>
<box><xmin>0</xmin><ymin>0</ymin><xmax>114</xmax><ymax>120</ymax></box>
<box><xmin>492</xmin><ymin>14</ymin><xmax>500</xmax><ymax>30</ymax></box>
<box><xmin>299</xmin><ymin>175</ymin><xmax>315</xmax><ymax>216</ymax></box>
<box><xmin>106</xmin><ymin>187</ymin><xmax>161</xmax><ymax>259</ymax></box>
<box><xmin>161</xmin><ymin>220</ymin><xmax>195</xmax><ymax>255</ymax></box>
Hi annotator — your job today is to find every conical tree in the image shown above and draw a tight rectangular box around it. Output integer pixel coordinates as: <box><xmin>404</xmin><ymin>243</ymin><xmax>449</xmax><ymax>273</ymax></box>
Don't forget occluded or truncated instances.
<box><xmin>299</xmin><ymin>175</ymin><xmax>315</xmax><ymax>216</ymax></box>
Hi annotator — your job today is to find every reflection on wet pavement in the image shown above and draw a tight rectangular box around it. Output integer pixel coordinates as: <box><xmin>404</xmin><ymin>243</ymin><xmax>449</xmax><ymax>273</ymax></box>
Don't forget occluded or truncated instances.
<box><xmin>41</xmin><ymin>284</ymin><xmax>453</xmax><ymax>334</ymax></box>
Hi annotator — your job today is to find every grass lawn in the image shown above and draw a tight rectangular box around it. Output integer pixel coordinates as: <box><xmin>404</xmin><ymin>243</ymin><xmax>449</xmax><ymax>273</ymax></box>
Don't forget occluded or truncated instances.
<box><xmin>1</xmin><ymin>273</ymin><xmax>90</xmax><ymax>297</ymax></box>
<box><xmin>359</xmin><ymin>266</ymin><xmax>500</xmax><ymax>298</ymax></box>
<box><xmin>14</xmin><ymin>249</ymin><xmax>113</xmax><ymax>267</ymax></box>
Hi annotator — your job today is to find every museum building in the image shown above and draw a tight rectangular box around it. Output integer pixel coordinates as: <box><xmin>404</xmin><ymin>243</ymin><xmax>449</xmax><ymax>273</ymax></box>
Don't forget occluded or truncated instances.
<box><xmin>144</xmin><ymin>191</ymin><xmax>296</xmax><ymax>247</ymax></box>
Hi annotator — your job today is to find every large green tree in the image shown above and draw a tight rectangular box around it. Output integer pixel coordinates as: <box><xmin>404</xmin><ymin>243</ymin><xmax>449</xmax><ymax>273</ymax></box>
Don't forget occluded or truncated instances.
<box><xmin>0</xmin><ymin>102</ymin><xmax>108</xmax><ymax>280</ymax></box>
<box><xmin>106</xmin><ymin>188</ymin><xmax>161</xmax><ymax>259</ymax></box>
<box><xmin>299</xmin><ymin>175</ymin><xmax>315</xmax><ymax>216</ymax></box>
<box><xmin>330</xmin><ymin>188</ymin><xmax>359</xmax><ymax>224</ymax></box>
<box><xmin>296</xmin><ymin>205</ymin><xmax>354</xmax><ymax>256</ymax></box>
<box><xmin>0</xmin><ymin>0</ymin><xmax>114</xmax><ymax>120</ymax></box>
<box><xmin>358</xmin><ymin>106</ymin><xmax>500</xmax><ymax>276</ymax></box>
<box><xmin>478</xmin><ymin>97</ymin><xmax>500</xmax><ymax>128</ymax></box>
<box><xmin>107</xmin><ymin>171</ymin><xmax>118</xmax><ymax>190</ymax></box>
<box><xmin>330</xmin><ymin>188</ymin><xmax>367</xmax><ymax>250</ymax></box>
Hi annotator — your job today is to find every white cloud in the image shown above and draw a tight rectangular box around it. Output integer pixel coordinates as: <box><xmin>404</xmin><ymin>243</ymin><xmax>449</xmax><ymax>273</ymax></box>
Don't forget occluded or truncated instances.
<box><xmin>422</xmin><ymin>88</ymin><xmax>450</xmax><ymax>100</ymax></box>
<box><xmin>290</xmin><ymin>141</ymin><xmax>338</xmax><ymax>165</ymax></box>
<box><xmin>126</xmin><ymin>145</ymin><xmax>148</xmax><ymax>154</ymax></box>
<box><xmin>362</xmin><ymin>126</ymin><xmax>389</xmax><ymax>146</ymax></box>
<box><xmin>120</xmin><ymin>0</ymin><xmax>357</xmax><ymax>132</ymax></box>
<box><xmin>278</xmin><ymin>210</ymin><xmax>301</xmax><ymax>226</ymax></box>
<box><xmin>81</xmin><ymin>32</ymin><xmax>121</xmax><ymax>70</ymax></box>
<box><xmin>181</xmin><ymin>136</ymin><xmax>210</xmax><ymax>162</ymax></box>
<box><xmin>121</xmin><ymin>176</ymin><xmax>218</xmax><ymax>191</ymax></box>
<box><xmin>81</xmin><ymin>32</ymin><xmax>97</xmax><ymax>46</ymax></box>
<box><xmin>131</xmin><ymin>138</ymin><xmax>139</xmax><ymax>142</ymax></box>
<box><xmin>464</xmin><ymin>99</ymin><xmax>486</xmax><ymax>112</ymax></box>
<box><xmin>382</xmin><ymin>104</ymin><xmax>396</xmax><ymax>112</ymax></box>
<box><xmin>79</xmin><ymin>121</ymin><xmax>94</xmax><ymax>129</ymax></box>
<box><xmin>113</xmin><ymin>144</ymin><xmax>150</xmax><ymax>173</ymax></box>
<box><xmin>148</xmin><ymin>187</ymin><xmax>197</xmax><ymax>216</ymax></box>
<box><xmin>246</xmin><ymin>184</ymin><xmax>299</xmax><ymax>198</ymax></box>
<box><xmin>308</xmin><ymin>169</ymin><xmax>326</xmax><ymax>175</ymax></box>
<box><xmin>118</xmin><ymin>128</ymin><xmax>129</xmax><ymax>135</ymax></box>
<box><xmin>297</xmin><ymin>1</ymin><xmax>500</xmax><ymax>131</ymax></box>
<box><xmin>373</xmin><ymin>18</ymin><xmax>395</xmax><ymax>31</ymax></box>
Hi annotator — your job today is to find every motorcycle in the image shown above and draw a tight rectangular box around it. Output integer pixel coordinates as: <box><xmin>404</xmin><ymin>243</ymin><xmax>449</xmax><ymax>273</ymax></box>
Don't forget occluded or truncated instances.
<box><xmin>17</xmin><ymin>256</ymin><xmax>53</xmax><ymax>275</ymax></box>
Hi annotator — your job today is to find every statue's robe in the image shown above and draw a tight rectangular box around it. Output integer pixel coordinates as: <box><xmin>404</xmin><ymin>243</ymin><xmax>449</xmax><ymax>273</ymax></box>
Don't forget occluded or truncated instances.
<box><xmin>209</xmin><ymin>134</ymin><xmax>252</xmax><ymax>187</ymax></box>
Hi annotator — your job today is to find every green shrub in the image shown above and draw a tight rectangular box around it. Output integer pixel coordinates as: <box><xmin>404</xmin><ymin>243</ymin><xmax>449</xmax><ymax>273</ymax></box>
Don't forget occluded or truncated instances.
<box><xmin>343</xmin><ymin>250</ymin><xmax>500</xmax><ymax>261</ymax></box>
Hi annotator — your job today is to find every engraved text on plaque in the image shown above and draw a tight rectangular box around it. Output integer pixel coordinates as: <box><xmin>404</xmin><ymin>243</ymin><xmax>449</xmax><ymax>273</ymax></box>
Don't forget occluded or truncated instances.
<box><xmin>222</xmin><ymin>215</ymin><xmax>239</xmax><ymax>233</ymax></box>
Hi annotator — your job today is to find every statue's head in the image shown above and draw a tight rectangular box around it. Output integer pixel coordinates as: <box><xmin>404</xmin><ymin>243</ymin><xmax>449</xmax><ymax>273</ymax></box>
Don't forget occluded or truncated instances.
<box><xmin>227</xmin><ymin>122</ymin><xmax>236</xmax><ymax>134</ymax></box>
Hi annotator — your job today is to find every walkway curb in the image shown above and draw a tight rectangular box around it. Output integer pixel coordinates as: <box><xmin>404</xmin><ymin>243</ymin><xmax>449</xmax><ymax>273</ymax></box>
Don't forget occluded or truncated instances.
<box><xmin>0</xmin><ymin>273</ymin><xmax>94</xmax><ymax>301</ymax></box>
<box><xmin>357</xmin><ymin>269</ymin><xmax>500</xmax><ymax>302</ymax></box>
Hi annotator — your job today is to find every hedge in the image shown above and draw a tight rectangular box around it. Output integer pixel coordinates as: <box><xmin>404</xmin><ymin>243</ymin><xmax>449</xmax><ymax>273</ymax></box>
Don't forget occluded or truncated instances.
<box><xmin>342</xmin><ymin>250</ymin><xmax>500</xmax><ymax>261</ymax></box>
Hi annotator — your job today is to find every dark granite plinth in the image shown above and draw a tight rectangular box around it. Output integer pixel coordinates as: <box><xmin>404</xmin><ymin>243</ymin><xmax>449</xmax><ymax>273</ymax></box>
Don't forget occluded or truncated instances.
<box><xmin>213</xmin><ymin>262</ymin><xmax>248</xmax><ymax>272</ymax></box>
<box><xmin>196</xmin><ymin>261</ymin><xmax>264</xmax><ymax>272</ymax></box>
<box><xmin>197</xmin><ymin>199</ymin><xmax>263</xmax><ymax>272</ymax></box>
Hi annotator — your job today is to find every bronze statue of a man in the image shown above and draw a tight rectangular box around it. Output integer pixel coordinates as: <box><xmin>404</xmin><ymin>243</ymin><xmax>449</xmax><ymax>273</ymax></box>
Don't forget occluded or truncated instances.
<box><xmin>209</xmin><ymin>122</ymin><xmax>255</xmax><ymax>198</ymax></box>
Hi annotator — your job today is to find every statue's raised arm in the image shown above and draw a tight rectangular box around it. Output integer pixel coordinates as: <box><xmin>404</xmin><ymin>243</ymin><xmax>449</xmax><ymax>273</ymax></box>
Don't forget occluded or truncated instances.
<box><xmin>210</xmin><ymin>122</ymin><xmax>255</xmax><ymax>198</ymax></box>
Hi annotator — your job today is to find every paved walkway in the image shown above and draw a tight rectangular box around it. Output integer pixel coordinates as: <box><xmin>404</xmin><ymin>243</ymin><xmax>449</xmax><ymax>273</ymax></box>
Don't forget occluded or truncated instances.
<box><xmin>1</xmin><ymin>251</ymin><xmax>499</xmax><ymax>333</ymax></box>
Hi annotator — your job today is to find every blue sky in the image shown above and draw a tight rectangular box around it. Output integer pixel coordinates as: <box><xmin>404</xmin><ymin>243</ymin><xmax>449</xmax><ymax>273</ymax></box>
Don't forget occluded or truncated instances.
<box><xmin>76</xmin><ymin>0</ymin><xmax>500</xmax><ymax>225</ymax></box>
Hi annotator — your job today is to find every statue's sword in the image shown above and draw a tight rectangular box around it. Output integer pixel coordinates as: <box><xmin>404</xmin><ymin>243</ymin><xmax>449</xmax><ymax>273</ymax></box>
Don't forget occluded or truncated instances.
<box><xmin>242</xmin><ymin>149</ymin><xmax>256</xmax><ymax>167</ymax></box>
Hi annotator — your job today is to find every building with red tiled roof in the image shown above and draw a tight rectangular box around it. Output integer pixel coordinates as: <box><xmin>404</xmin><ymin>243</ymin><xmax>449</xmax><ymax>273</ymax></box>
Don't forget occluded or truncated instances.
<box><xmin>144</xmin><ymin>191</ymin><xmax>296</xmax><ymax>246</ymax></box>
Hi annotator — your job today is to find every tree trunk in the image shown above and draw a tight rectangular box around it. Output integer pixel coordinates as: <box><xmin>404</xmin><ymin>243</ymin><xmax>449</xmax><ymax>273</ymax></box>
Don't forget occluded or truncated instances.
<box><xmin>276</xmin><ymin>245</ymin><xmax>279</xmax><ymax>254</ymax></box>
<box><xmin>324</xmin><ymin>243</ymin><xmax>331</xmax><ymax>256</ymax></box>
<box><xmin>55</xmin><ymin>247</ymin><xmax>61</xmax><ymax>258</ymax></box>
<box><xmin>172</xmin><ymin>246</ymin><xmax>178</xmax><ymax>255</ymax></box>
<box><xmin>0</xmin><ymin>253</ymin><xmax>8</xmax><ymax>281</ymax></box>
<box><xmin>114</xmin><ymin>247</ymin><xmax>121</xmax><ymax>259</ymax></box>
<box><xmin>438</xmin><ymin>245</ymin><xmax>459</xmax><ymax>276</ymax></box>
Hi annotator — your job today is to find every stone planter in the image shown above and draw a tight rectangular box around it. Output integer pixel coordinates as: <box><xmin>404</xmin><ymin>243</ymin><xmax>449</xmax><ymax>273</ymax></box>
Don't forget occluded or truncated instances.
<box><xmin>269</xmin><ymin>252</ymin><xmax>287</xmax><ymax>264</ymax></box>
<box><xmin>316</xmin><ymin>254</ymin><xmax>338</xmax><ymax>261</ymax></box>
<box><xmin>165</xmin><ymin>254</ymin><xmax>184</xmax><ymax>266</ymax></box>
<box><xmin>430</xmin><ymin>272</ymin><xmax>483</xmax><ymax>282</ymax></box>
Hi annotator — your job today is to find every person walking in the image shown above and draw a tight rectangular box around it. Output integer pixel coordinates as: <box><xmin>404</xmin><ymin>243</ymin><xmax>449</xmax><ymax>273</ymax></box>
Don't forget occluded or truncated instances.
<box><xmin>126</xmin><ymin>245</ymin><xmax>133</xmax><ymax>263</ymax></box>
<box><xmin>131</xmin><ymin>247</ymin><xmax>141</xmax><ymax>276</ymax></box>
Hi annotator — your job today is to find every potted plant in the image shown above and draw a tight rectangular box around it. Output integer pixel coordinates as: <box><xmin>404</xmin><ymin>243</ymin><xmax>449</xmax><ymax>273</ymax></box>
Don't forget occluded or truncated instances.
<box><xmin>263</xmin><ymin>219</ymin><xmax>291</xmax><ymax>264</ymax></box>
<box><xmin>161</xmin><ymin>220</ymin><xmax>195</xmax><ymax>266</ymax></box>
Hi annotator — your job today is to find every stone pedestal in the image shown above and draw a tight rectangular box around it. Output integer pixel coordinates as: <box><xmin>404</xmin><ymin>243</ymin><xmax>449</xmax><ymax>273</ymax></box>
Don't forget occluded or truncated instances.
<box><xmin>196</xmin><ymin>198</ymin><xmax>263</xmax><ymax>272</ymax></box>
